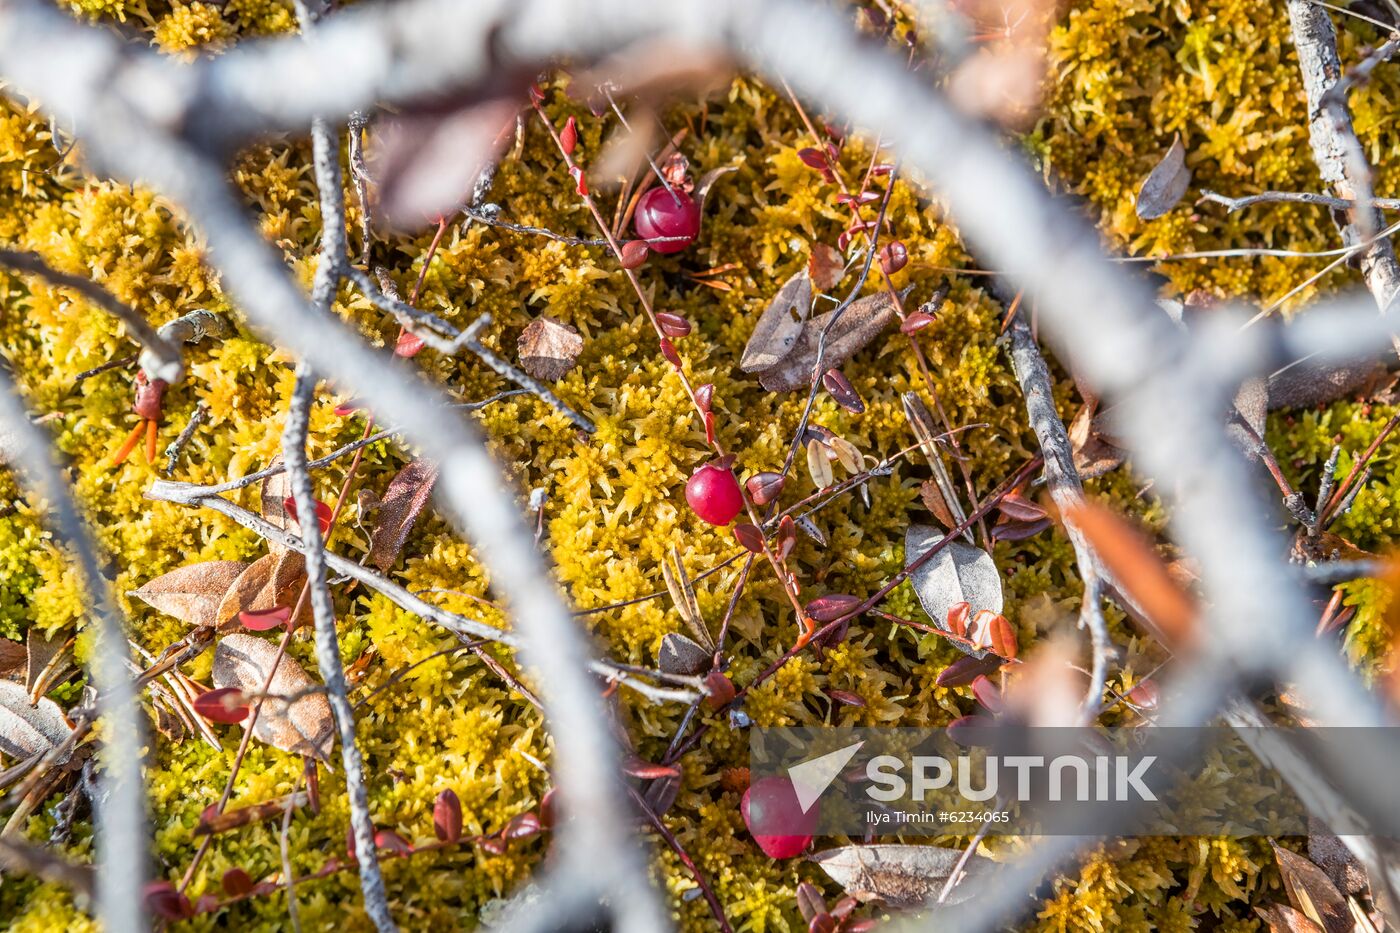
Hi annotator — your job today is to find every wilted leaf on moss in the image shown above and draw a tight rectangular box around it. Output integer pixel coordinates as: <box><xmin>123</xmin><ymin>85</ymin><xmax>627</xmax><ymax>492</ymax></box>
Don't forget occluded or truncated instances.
<box><xmin>1272</xmin><ymin>842</ymin><xmax>1352</xmax><ymax>933</ymax></box>
<box><xmin>215</xmin><ymin>552</ymin><xmax>306</xmax><ymax>630</ymax></box>
<box><xmin>212</xmin><ymin>634</ymin><xmax>333</xmax><ymax>761</ymax></box>
<box><xmin>741</xmin><ymin>269</ymin><xmax>812</xmax><ymax>373</ymax></box>
<box><xmin>131</xmin><ymin>561</ymin><xmax>250</xmax><ymax>629</ymax></box>
<box><xmin>905</xmin><ymin>524</ymin><xmax>1002</xmax><ymax>658</ymax></box>
<box><xmin>369</xmin><ymin>459</ymin><xmax>439</xmax><ymax>571</ymax></box>
<box><xmin>517</xmin><ymin>316</ymin><xmax>583</xmax><ymax>382</ymax></box>
<box><xmin>1136</xmin><ymin>135</ymin><xmax>1190</xmax><ymax>219</ymax></box>
<box><xmin>759</xmin><ymin>290</ymin><xmax>899</xmax><ymax>392</ymax></box>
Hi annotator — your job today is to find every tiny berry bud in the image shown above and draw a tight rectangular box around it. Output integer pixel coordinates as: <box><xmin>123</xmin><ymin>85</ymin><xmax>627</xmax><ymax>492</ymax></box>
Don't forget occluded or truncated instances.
<box><xmin>633</xmin><ymin>187</ymin><xmax>701</xmax><ymax>254</ymax></box>
<box><xmin>618</xmin><ymin>240</ymin><xmax>650</xmax><ymax>269</ymax></box>
<box><xmin>879</xmin><ymin>240</ymin><xmax>909</xmax><ymax>275</ymax></box>
<box><xmin>560</xmin><ymin>116</ymin><xmax>578</xmax><ymax>156</ymax></box>
<box><xmin>797</xmin><ymin>147</ymin><xmax>828</xmax><ymax>170</ymax></box>
<box><xmin>741</xmin><ymin>776</ymin><xmax>816</xmax><ymax>859</ymax></box>
<box><xmin>686</xmin><ymin>462</ymin><xmax>745</xmax><ymax>526</ymax></box>
<box><xmin>745</xmin><ymin>471</ymin><xmax>786</xmax><ymax>507</ymax></box>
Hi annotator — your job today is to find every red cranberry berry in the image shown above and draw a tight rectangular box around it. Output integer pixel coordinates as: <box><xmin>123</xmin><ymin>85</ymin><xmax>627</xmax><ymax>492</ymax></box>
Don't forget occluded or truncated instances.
<box><xmin>633</xmin><ymin>186</ymin><xmax>701</xmax><ymax>254</ymax></box>
<box><xmin>741</xmin><ymin>776</ymin><xmax>817</xmax><ymax>859</ymax></box>
<box><xmin>686</xmin><ymin>462</ymin><xmax>744</xmax><ymax>526</ymax></box>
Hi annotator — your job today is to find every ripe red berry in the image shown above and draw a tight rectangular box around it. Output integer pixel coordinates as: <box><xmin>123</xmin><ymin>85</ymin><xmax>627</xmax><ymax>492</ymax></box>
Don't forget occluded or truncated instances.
<box><xmin>633</xmin><ymin>186</ymin><xmax>701</xmax><ymax>254</ymax></box>
<box><xmin>685</xmin><ymin>462</ymin><xmax>744</xmax><ymax>526</ymax></box>
<box><xmin>741</xmin><ymin>776</ymin><xmax>817</xmax><ymax>859</ymax></box>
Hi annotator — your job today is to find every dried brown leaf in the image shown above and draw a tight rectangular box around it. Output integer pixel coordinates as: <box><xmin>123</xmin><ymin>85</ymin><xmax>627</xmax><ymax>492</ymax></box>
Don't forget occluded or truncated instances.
<box><xmin>517</xmin><ymin>316</ymin><xmax>584</xmax><ymax>382</ymax></box>
<box><xmin>919</xmin><ymin>479</ymin><xmax>956</xmax><ymax>530</ymax></box>
<box><xmin>759</xmin><ymin>291</ymin><xmax>899</xmax><ymax>392</ymax></box>
<box><xmin>24</xmin><ymin>630</ymin><xmax>69</xmax><ymax>703</ymax></box>
<box><xmin>828</xmin><ymin>436</ymin><xmax>863</xmax><ymax>475</ymax></box>
<box><xmin>215</xmin><ymin>553</ymin><xmax>307</xmax><ymax>631</ymax></box>
<box><xmin>811</xmin><ymin>844</ymin><xmax>989</xmax><ymax>907</ymax></box>
<box><xmin>1272</xmin><ymin>842</ymin><xmax>1353</xmax><ymax>933</ymax></box>
<box><xmin>0</xmin><ymin>680</ymin><xmax>72</xmax><ymax>763</ymax></box>
<box><xmin>1255</xmin><ymin>904</ymin><xmax>1324</xmax><ymax>933</ymax></box>
<box><xmin>741</xmin><ymin>270</ymin><xmax>813</xmax><ymax>373</ymax></box>
<box><xmin>1308</xmin><ymin>824</ymin><xmax>1369</xmax><ymax>897</ymax></box>
<box><xmin>809</xmin><ymin>243</ymin><xmax>845</xmax><ymax>291</ymax></box>
<box><xmin>131</xmin><ymin>561</ymin><xmax>250</xmax><ymax>629</ymax></box>
<box><xmin>0</xmin><ymin>639</ymin><xmax>25</xmax><ymax>681</ymax></box>
<box><xmin>657</xmin><ymin>632</ymin><xmax>710</xmax><ymax>676</ymax></box>
<box><xmin>1136</xmin><ymin>135</ymin><xmax>1191</xmax><ymax>220</ymax></box>
<box><xmin>261</xmin><ymin>458</ymin><xmax>293</xmax><ymax>557</ymax></box>
<box><xmin>1065</xmin><ymin>500</ymin><xmax>1197</xmax><ymax>647</ymax></box>
<box><xmin>1068</xmin><ymin>402</ymin><xmax>1126</xmax><ymax>479</ymax></box>
<box><xmin>212</xmin><ymin>633</ymin><xmax>333</xmax><ymax>761</ymax></box>
<box><xmin>368</xmin><ymin>459</ymin><xmax>439</xmax><ymax>571</ymax></box>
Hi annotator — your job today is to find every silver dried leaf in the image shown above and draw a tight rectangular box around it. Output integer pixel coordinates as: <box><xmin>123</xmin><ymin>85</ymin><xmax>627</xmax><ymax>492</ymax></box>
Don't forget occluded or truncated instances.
<box><xmin>758</xmin><ymin>290</ymin><xmax>899</xmax><ymax>392</ymax></box>
<box><xmin>658</xmin><ymin>633</ymin><xmax>710</xmax><ymax>676</ymax></box>
<box><xmin>1136</xmin><ymin>135</ymin><xmax>1191</xmax><ymax>220</ymax></box>
<box><xmin>905</xmin><ymin>524</ymin><xmax>1002</xmax><ymax>657</ymax></box>
<box><xmin>740</xmin><ymin>270</ymin><xmax>813</xmax><ymax>373</ymax></box>
<box><xmin>0</xmin><ymin>680</ymin><xmax>72</xmax><ymax>763</ymax></box>
<box><xmin>130</xmin><ymin>560</ymin><xmax>250</xmax><ymax>629</ymax></box>
<box><xmin>518</xmin><ymin>316</ymin><xmax>584</xmax><ymax>382</ymax></box>
<box><xmin>213</xmin><ymin>633</ymin><xmax>333</xmax><ymax>761</ymax></box>
<box><xmin>811</xmin><ymin>844</ymin><xmax>989</xmax><ymax>907</ymax></box>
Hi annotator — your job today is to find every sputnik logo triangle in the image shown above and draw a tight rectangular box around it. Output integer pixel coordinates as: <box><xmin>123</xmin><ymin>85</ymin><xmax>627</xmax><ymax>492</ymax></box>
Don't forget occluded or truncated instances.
<box><xmin>787</xmin><ymin>741</ymin><xmax>864</xmax><ymax>814</ymax></box>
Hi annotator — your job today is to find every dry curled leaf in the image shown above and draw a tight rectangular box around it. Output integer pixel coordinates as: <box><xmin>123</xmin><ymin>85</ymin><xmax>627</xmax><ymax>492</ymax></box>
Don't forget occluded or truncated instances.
<box><xmin>518</xmin><ymin>316</ymin><xmax>584</xmax><ymax>382</ymax></box>
<box><xmin>0</xmin><ymin>638</ymin><xmax>25</xmax><ymax>681</ymax></box>
<box><xmin>215</xmin><ymin>552</ymin><xmax>307</xmax><ymax>630</ymax></box>
<box><xmin>25</xmin><ymin>629</ymin><xmax>69</xmax><ymax>703</ymax></box>
<box><xmin>196</xmin><ymin>791</ymin><xmax>309</xmax><ymax>836</ymax></box>
<box><xmin>807</xmin><ymin>438</ymin><xmax>836</xmax><ymax>490</ymax></box>
<box><xmin>741</xmin><ymin>269</ymin><xmax>813</xmax><ymax>373</ymax></box>
<box><xmin>260</xmin><ymin>459</ymin><xmax>293</xmax><ymax>556</ymax></box>
<box><xmin>759</xmin><ymin>291</ymin><xmax>900</xmax><ymax>392</ymax></box>
<box><xmin>906</xmin><ymin>525</ymin><xmax>1003</xmax><ymax>658</ymax></box>
<box><xmin>1272</xmin><ymin>842</ymin><xmax>1353</xmax><ymax>933</ymax></box>
<box><xmin>368</xmin><ymin>459</ymin><xmax>439</xmax><ymax>571</ymax></box>
<box><xmin>1255</xmin><ymin>904</ymin><xmax>1324</xmax><ymax>933</ymax></box>
<box><xmin>1135</xmin><ymin>135</ymin><xmax>1191</xmax><ymax>220</ymax></box>
<box><xmin>212</xmin><ymin>634</ymin><xmax>333</xmax><ymax>761</ymax></box>
<box><xmin>130</xmin><ymin>561</ymin><xmax>250</xmax><ymax>629</ymax></box>
<box><xmin>0</xmin><ymin>679</ymin><xmax>72</xmax><ymax>763</ymax></box>
<box><xmin>1068</xmin><ymin>402</ymin><xmax>1126</xmax><ymax>479</ymax></box>
<box><xmin>811</xmin><ymin>844</ymin><xmax>989</xmax><ymax>907</ymax></box>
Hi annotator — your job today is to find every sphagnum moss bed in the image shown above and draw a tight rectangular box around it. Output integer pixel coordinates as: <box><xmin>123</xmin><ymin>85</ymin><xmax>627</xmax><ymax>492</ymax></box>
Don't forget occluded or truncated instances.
<box><xmin>0</xmin><ymin>0</ymin><xmax>1396</xmax><ymax>930</ymax></box>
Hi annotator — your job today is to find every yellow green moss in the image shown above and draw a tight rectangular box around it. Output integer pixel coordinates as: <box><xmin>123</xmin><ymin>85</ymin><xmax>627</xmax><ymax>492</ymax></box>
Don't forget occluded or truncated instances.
<box><xmin>0</xmin><ymin>0</ymin><xmax>1393</xmax><ymax>929</ymax></box>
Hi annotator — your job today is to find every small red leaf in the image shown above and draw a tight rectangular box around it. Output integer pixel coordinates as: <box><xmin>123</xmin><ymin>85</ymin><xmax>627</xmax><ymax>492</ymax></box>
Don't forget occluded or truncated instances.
<box><xmin>659</xmin><ymin>337</ymin><xmax>682</xmax><ymax>368</ymax></box>
<box><xmin>333</xmin><ymin>399</ymin><xmax>363</xmax><ymax>417</ymax></box>
<box><xmin>539</xmin><ymin>788</ymin><xmax>558</xmax><ymax>829</ymax></box>
<box><xmin>570</xmin><ymin>165</ymin><xmax>588</xmax><ymax>196</ymax></box>
<box><xmin>622</xmin><ymin>758</ymin><xmax>681</xmax><ymax>780</ymax></box>
<box><xmin>283</xmin><ymin>496</ymin><xmax>334</xmax><ymax>535</ymax></box>
<box><xmin>695</xmin><ymin>383</ymin><xmax>715</xmax><ymax>413</ymax></box>
<box><xmin>238</xmin><ymin>606</ymin><xmax>291</xmax><ymax>632</ymax></box>
<box><xmin>221</xmin><ymin>867</ymin><xmax>255</xmax><ymax>897</ymax></box>
<box><xmin>703</xmin><ymin>411</ymin><xmax>716</xmax><ymax>446</ymax></box>
<box><xmin>704</xmin><ymin>671</ymin><xmax>735</xmax><ymax>710</ymax></box>
<box><xmin>827</xmin><ymin>689</ymin><xmax>866</xmax><ymax>707</ymax></box>
<box><xmin>900</xmin><ymin>311</ymin><xmax>936</xmax><ymax>335</ymax></box>
<box><xmin>394</xmin><ymin>330</ymin><xmax>425</xmax><ymax>358</ymax></box>
<box><xmin>193</xmin><ymin>687</ymin><xmax>249</xmax><ymax>724</ymax></box>
<box><xmin>1128</xmin><ymin>679</ymin><xmax>1159</xmax><ymax>710</ymax></box>
<box><xmin>821</xmin><ymin>369</ymin><xmax>865</xmax><ymax>413</ymax></box>
<box><xmin>805</xmin><ymin>594</ymin><xmax>862</xmax><ymax>623</ymax></box>
<box><xmin>433</xmin><ymin>788</ymin><xmax>463</xmax><ymax>843</ymax></box>
<box><xmin>776</xmin><ymin>515</ymin><xmax>797</xmax><ymax>561</ymax></box>
<box><xmin>656</xmin><ymin>311</ymin><xmax>692</xmax><ymax>338</ymax></box>
<box><xmin>733</xmin><ymin>523</ymin><xmax>766</xmax><ymax>554</ymax></box>
<box><xmin>375</xmin><ymin>828</ymin><xmax>413</xmax><ymax>855</ymax></box>
<box><xmin>144</xmin><ymin>881</ymin><xmax>193</xmax><ymax>921</ymax></box>
<box><xmin>936</xmin><ymin>654</ymin><xmax>1004</xmax><ymax>688</ymax></box>
<box><xmin>971</xmin><ymin>674</ymin><xmax>1004</xmax><ymax>714</ymax></box>
<box><xmin>560</xmin><ymin>116</ymin><xmax>578</xmax><ymax>156</ymax></box>
<box><xmin>946</xmin><ymin>601</ymin><xmax>971</xmax><ymax>638</ymax></box>
<box><xmin>797</xmin><ymin>147</ymin><xmax>828</xmax><ymax>170</ymax></box>
<box><xmin>879</xmin><ymin>241</ymin><xmax>909</xmax><ymax>275</ymax></box>
<box><xmin>504</xmin><ymin>811</ymin><xmax>542</xmax><ymax>840</ymax></box>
